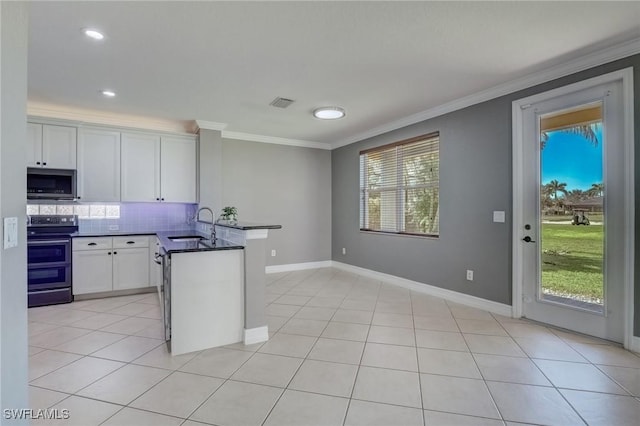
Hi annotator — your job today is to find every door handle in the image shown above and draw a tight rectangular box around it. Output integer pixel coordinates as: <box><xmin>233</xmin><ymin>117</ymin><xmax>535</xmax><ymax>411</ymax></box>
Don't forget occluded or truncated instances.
<box><xmin>522</xmin><ymin>236</ymin><xmax>536</xmax><ymax>243</ymax></box>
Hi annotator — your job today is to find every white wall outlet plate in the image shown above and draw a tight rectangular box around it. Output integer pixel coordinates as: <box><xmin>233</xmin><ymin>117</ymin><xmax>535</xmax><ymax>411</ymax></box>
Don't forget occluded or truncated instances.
<box><xmin>466</xmin><ymin>270</ymin><xmax>474</xmax><ymax>281</ymax></box>
<box><xmin>3</xmin><ymin>217</ymin><xmax>18</xmax><ymax>249</ymax></box>
<box><xmin>493</xmin><ymin>211</ymin><xmax>506</xmax><ymax>223</ymax></box>
<box><xmin>271</xmin><ymin>249</ymin><xmax>276</xmax><ymax>257</ymax></box>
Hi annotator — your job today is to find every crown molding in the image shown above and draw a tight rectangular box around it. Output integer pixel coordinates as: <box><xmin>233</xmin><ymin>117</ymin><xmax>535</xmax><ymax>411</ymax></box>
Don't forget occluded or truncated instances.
<box><xmin>331</xmin><ymin>36</ymin><xmax>640</xmax><ymax>149</ymax></box>
<box><xmin>196</xmin><ymin>120</ymin><xmax>329</xmax><ymax>150</ymax></box>
<box><xmin>222</xmin><ymin>130</ymin><xmax>331</xmax><ymax>150</ymax></box>
<box><xmin>27</xmin><ymin>101</ymin><xmax>195</xmax><ymax>134</ymax></box>
<box><xmin>195</xmin><ymin>120</ymin><xmax>228</xmax><ymax>131</ymax></box>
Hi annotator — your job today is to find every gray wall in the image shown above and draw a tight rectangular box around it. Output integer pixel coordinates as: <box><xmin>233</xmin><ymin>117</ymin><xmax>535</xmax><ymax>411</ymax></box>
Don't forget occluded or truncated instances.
<box><xmin>332</xmin><ymin>54</ymin><xmax>640</xmax><ymax>336</ymax></box>
<box><xmin>0</xmin><ymin>1</ymin><xmax>29</xmax><ymax>419</ymax></box>
<box><xmin>198</xmin><ymin>132</ymin><xmax>332</xmax><ymax>266</ymax></box>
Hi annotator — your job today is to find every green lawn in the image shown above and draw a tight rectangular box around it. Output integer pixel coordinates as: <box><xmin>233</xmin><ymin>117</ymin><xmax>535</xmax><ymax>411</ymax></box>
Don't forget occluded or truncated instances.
<box><xmin>541</xmin><ymin>223</ymin><xmax>603</xmax><ymax>301</ymax></box>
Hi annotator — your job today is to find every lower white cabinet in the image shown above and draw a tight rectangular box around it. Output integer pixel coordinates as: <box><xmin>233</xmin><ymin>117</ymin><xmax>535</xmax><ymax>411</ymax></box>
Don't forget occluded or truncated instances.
<box><xmin>73</xmin><ymin>235</ymin><xmax>152</xmax><ymax>295</ymax></box>
<box><xmin>72</xmin><ymin>249</ymin><xmax>113</xmax><ymax>294</ymax></box>
<box><xmin>113</xmin><ymin>247</ymin><xmax>149</xmax><ymax>291</ymax></box>
<box><xmin>149</xmin><ymin>237</ymin><xmax>161</xmax><ymax>289</ymax></box>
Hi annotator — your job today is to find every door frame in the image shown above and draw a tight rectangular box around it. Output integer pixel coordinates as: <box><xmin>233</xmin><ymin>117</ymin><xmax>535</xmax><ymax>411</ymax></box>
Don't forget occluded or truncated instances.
<box><xmin>512</xmin><ymin>67</ymin><xmax>635</xmax><ymax>349</ymax></box>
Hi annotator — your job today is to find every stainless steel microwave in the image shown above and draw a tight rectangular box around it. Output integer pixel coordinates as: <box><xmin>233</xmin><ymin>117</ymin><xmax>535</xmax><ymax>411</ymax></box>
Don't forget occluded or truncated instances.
<box><xmin>27</xmin><ymin>168</ymin><xmax>76</xmax><ymax>200</ymax></box>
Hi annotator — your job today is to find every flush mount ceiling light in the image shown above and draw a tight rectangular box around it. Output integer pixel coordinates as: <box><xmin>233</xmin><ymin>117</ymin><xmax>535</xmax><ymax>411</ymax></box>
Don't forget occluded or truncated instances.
<box><xmin>313</xmin><ymin>106</ymin><xmax>345</xmax><ymax>120</ymax></box>
<box><xmin>83</xmin><ymin>28</ymin><xmax>104</xmax><ymax>40</ymax></box>
<box><xmin>100</xmin><ymin>90</ymin><xmax>116</xmax><ymax>98</ymax></box>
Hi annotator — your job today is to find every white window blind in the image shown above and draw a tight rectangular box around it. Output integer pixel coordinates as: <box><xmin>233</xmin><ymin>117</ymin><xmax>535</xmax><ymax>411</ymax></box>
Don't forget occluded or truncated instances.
<box><xmin>359</xmin><ymin>132</ymin><xmax>439</xmax><ymax>236</ymax></box>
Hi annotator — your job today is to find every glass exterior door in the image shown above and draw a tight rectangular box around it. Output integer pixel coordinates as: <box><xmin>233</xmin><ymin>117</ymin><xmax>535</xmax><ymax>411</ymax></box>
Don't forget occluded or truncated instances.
<box><xmin>520</xmin><ymin>80</ymin><xmax>625</xmax><ymax>343</ymax></box>
<box><xmin>539</xmin><ymin>102</ymin><xmax>604</xmax><ymax>313</ymax></box>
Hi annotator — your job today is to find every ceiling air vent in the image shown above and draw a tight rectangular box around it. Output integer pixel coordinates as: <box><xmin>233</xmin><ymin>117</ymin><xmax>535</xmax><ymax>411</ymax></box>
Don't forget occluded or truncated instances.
<box><xmin>269</xmin><ymin>97</ymin><xmax>295</xmax><ymax>109</ymax></box>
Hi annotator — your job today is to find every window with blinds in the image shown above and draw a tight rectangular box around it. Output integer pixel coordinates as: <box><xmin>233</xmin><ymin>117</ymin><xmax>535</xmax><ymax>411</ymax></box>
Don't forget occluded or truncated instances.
<box><xmin>359</xmin><ymin>132</ymin><xmax>439</xmax><ymax>237</ymax></box>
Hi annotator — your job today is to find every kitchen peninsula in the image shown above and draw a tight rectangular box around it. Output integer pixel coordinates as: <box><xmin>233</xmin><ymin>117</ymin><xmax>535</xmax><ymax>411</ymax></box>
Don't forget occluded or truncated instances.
<box><xmin>159</xmin><ymin>221</ymin><xmax>281</xmax><ymax>356</ymax></box>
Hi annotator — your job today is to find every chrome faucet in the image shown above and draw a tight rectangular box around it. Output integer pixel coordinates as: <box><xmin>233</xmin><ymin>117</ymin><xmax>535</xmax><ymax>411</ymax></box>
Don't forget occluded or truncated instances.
<box><xmin>196</xmin><ymin>207</ymin><xmax>216</xmax><ymax>242</ymax></box>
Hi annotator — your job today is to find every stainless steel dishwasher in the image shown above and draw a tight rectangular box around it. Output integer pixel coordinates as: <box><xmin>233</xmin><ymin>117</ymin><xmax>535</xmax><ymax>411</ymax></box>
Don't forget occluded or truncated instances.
<box><xmin>161</xmin><ymin>251</ymin><xmax>171</xmax><ymax>342</ymax></box>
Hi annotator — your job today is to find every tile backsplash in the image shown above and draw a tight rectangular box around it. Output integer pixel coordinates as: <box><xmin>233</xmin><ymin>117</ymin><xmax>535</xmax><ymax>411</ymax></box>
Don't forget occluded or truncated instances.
<box><xmin>79</xmin><ymin>203</ymin><xmax>198</xmax><ymax>233</ymax></box>
<box><xmin>27</xmin><ymin>202</ymin><xmax>198</xmax><ymax>233</ymax></box>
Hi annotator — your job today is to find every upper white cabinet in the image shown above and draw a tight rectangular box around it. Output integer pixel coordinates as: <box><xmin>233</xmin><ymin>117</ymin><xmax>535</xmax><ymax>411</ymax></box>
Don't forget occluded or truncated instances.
<box><xmin>77</xmin><ymin>128</ymin><xmax>121</xmax><ymax>202</ymax></box>
<box><xmin>27</xmin><ymin>123</ymin><xmax>77</xmax><ymax>169</ymax></box>
<box><xmin>121</xmin><ymin>133</ymin><xmax>161</xmax><ymax>202</ymax></box>
<box><xmin>121</xmin><ymin>132</ymin><xmax>197</xmax><ymax>203</ymax></box>
<box><xmin>160</xmin><ymin>136</ymin><xmax>197</xmax><ymax>203</ymax></box>
<box><xmin>26</xmin><ymin>123</ymin><xmax>42</xmax><ymax>167</ymax></box>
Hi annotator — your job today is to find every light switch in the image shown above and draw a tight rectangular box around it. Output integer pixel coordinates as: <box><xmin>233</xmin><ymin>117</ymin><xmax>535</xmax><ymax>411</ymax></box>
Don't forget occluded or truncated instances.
<box><xmin>493</xmin><ymin>211</ymin><xmax>505</xmax><ymax>223</ymax></box>
<box><xmin>4</xmin><ymin>217</ymin><xmax>18</xmax><ymax>249</ymax></box>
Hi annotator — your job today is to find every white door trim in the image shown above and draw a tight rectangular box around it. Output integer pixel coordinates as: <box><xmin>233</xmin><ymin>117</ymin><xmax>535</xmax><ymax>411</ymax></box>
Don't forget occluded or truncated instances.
<box><xmin>512</xmin><ymin>67</ymin><xmax>635</xmax><ymax>349</ymax></box>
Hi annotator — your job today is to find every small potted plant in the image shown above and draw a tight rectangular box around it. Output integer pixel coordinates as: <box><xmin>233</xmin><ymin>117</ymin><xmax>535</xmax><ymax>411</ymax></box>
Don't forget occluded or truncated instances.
<box><xmin>218</xmin><ymin>206</ymin><xmax>238</xmax><ymax>224</ymax></box>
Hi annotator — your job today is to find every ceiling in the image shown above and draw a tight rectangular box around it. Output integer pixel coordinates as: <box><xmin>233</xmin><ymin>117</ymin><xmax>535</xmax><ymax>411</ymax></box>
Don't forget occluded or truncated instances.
<box><xmin>28</xmin><ymin>1</ymin><xmax>640</xmax><ymax>148</ymax></box>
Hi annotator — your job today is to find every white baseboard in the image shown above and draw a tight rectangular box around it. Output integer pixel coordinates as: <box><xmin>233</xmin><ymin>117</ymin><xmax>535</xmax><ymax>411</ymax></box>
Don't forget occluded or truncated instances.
<box><xmin>332</xmin><ymin>261</ymin><xmax>513</xmax><ymax>317</ymax></box>
<box><xmin>244</xmin><ymin>326</ymin><xmax>269</xmax><ymax>345</ymax></box>
<box><xmin>630</xmin><ymin>336</ymin><xmax>640</xmax><ymax>354</ymax></box>
<box><xmin>265</xmin><ymin>261</ymin><xmax>333</xmax><ymax>274</ymax></box>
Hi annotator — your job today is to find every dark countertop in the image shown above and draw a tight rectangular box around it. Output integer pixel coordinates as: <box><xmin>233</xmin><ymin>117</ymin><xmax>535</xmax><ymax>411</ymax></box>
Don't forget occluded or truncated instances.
<box><xmin>215</xmin><ymin>221</ymin><xmax>282</xmax><ymax>230</ymax></box>
<box><xmin>73</xmin><ymin>228</ymin><xmax>244</xmax><ymax>254</ymax></box>
<box><xmin>73</xmin><ymin>230</ymin><xmax>161</xmax><ymax>237</ymax></box>
<box><xmin>156</xmin><ymin>230</ymin><xmax>244</xmax><ymax>254</ymax></box>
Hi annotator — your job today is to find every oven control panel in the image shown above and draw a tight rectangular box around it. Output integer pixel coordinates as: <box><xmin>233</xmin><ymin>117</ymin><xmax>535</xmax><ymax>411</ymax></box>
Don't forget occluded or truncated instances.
<box><xmin>28</xmin><ymin>215</ymin><xmax>77</xmax><ymax>226</ymax></box>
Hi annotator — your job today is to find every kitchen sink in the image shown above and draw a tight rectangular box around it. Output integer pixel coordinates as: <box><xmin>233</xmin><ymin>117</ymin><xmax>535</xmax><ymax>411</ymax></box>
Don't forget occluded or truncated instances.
<box><xmin>168</xmin><ymin>235</ymin><xmax>205</xmax><ymax>242</ymax></box>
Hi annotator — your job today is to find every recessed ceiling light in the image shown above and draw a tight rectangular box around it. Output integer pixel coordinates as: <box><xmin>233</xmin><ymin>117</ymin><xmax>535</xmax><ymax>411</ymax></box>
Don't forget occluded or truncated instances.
<box><xmin>100</xmin><ymin>90</ymin><xmax>116</xmax><ymax>98</ymax></box>
<box><xmin>313</xmin><ymin>107</ymin><xmax>345</xmax><ymax>120</ymax></box>
<box><xmin>83</xmin><ymin>29</ymin><xmax>104</xmax><ymax>40</ymax></box>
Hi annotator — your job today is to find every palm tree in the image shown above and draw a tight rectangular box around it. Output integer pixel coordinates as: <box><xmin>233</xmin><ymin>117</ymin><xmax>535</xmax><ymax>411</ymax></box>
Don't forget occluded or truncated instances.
<box><xmin>540</xmin><ymin>184</ymin><xmax>554</xmax><ymax>210</ymax></box>
<box><xmin>587</xmin><ymin>182</ymin><xmax>604</xmax><ymax>197</ymax></box>
<box><xmin>545</xmin><ymin>180</ymin><xmax>568</xmax><ymax>204</ymax></box>
<box><xmin>566</xmin><ymin>189</ymin><xmax>586</xmax><ymax>203</ymax></box>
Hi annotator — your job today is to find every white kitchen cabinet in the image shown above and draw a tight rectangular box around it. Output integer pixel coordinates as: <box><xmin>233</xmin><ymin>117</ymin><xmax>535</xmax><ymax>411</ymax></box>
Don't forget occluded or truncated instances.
<box><xmin>27</xmin><ymin>123</ymin><xmax>77</xmax><ymax>169</ymax></box>
<box><xmin>72</xmin><ymin>250</ymin><xmax>114</xmax><ymax>295</ymax></box>
<box><xmin>149</xmin><ymin>236</ymin><xmax>161</xmax><ymax>289</ymax></box>
<box><xmin>77</xmin><ymin>128</ymin><xmax>121</xmax><ymax>202</ymax></box>
<box><xmin>26</xmin><ymin>123</ymin><xmax>43</xmax><ymax>167</ymax></box>
<box><xmin>121</xmin><ymin>132</ymin><xmax>197</xmax><ymax>203</ymax></box>
<box><xmin>160</xmin><ymin>136</ymin><xmax>197</xmax><ymax>203</ymax></box>
<box><xmin>113</xmin><ymin>247</ymin><xmax>150</xmax><ymax>290</ymax></box>
<box><xmin>121</xmin><ymin>132</ymin><xmax>161</xmax><ymax>202</ymax></box>
<box><xmin>73</xmin><ymin>236</ymin><xmax>150</xmax><ymax>295</ymax></box>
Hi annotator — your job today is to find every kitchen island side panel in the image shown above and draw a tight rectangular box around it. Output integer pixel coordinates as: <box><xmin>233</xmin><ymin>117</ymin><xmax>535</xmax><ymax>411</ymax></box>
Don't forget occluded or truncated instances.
<box><xmin>170</xmin><ymin>250</ymin><xmax>244</xmax><ymax>355</ymax></box>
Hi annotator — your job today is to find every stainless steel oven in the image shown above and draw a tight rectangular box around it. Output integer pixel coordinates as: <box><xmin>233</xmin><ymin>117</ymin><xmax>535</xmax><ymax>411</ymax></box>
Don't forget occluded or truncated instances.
<box><xmin>27</xmin><ymin>215</ymin><xmax>77</xmax><ymax>307</ymax></box>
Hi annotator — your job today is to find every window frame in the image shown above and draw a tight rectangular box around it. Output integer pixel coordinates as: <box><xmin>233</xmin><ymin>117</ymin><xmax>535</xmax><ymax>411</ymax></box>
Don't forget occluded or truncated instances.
<box><xmin>359</xmin><ymin>132</ymin><xmax>440</xmax><ymax>238</ymax></box>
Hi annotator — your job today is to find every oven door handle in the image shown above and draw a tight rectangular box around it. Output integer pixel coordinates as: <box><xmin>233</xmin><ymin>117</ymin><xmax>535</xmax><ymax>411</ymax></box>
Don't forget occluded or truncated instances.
<box><xmin>27</xmin><ymin>239</ymin><xmax>70</xmax><ymax>245</ymax></box>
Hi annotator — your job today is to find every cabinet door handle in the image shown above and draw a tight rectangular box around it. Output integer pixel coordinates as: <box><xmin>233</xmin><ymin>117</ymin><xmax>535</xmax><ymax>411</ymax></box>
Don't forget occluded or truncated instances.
<box><xmin>88</xmin><ymin>242</ymin><xmax>97</xmax><ymax>246</ymax></box>
<box><xmin>43</xmin><ymin>162</ymin><xmax>47</xmax><ymax>166</ymax></box>
<box><xmin>113</xmin><ymin>251</ymin><xmax>117</xmax><ymax>255</ymax></box>
<box><xmin>108</xmin><ymin>252</ymin><xmax>112</xmax><ymax>255</ymax></box>
<box><xmin>161</xmin><ymin>198</ymin><xmax>165</xmax><ymax>201</ymax></box>
<box><xmin>156</xmin><ymin>198</ymin><xmax>160</xmax><ymax>201</ymax></box>
<box><xmin>126</xmin><ymin>241</ymin><xmax>135</xmax><ymax>245</ymax></box>
<box><xmin>36</xmin><ymin>161</ymin><xmax>41</xmax><ymax>165</ymax></box>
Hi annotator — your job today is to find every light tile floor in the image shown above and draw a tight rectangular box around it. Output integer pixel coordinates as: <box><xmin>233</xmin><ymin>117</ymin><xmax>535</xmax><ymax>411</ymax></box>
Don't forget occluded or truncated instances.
<box><xmin>28</xmin><ymin>268</ymin><xmax>640</xmax><ymax>425</ymax></box>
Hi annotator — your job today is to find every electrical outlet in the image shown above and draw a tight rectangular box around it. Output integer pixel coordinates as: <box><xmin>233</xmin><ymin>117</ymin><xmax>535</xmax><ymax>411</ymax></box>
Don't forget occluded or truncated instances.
<box><xmin>271</xmin><ymin>249</ymin><xmax>276</xmax><ymax>257</ymax></box>
<box><xmin>342</xmin><ymin>247</ymin><xmax>346</xmax><ymax>255</ymax></box>
<box><xmin>466</xmin><ymin>270</ymin><xmax>474</xmax><ymax>281</ymax></box>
